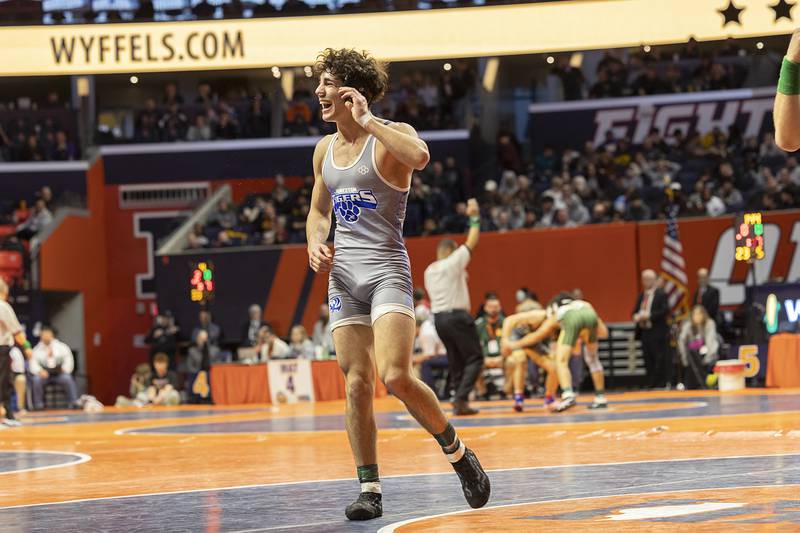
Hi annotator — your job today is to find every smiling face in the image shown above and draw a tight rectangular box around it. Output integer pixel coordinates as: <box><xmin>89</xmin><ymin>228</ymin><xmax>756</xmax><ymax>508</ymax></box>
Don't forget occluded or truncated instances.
<box><xmin>315</xmin><ymin>72</ymin><xmax>348</xmax><ymax>123</ymax></box>
<box><xmin>313</xmin><ymin>48</ymin><xmax>388</xmax><ymax>124</ymax></box>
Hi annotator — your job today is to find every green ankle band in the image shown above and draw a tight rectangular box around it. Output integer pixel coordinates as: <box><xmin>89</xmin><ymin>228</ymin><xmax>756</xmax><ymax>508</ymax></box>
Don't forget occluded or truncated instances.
<box><xmin>356</xmin><ymin>464</ymin><xmax>379</xmax><ymax>483</ymax></box>
<box><xmin>779</xmin><ymin>57</ymin><xmax>800</xmax><ymax>95</ymax></box>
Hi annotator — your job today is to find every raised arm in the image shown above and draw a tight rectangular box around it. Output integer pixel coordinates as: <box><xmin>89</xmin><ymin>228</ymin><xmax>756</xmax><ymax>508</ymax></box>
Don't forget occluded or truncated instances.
<box><xmin>464</xmin><ymin>199</ymin><xmax>480</xmax><ymax>252</ymax></box>
<box><xmin>775</xmin><ymin>30</ymin><xmax>800</xmax><ymax>151</ymax></box>
<box><xmin>339</xmin><ymin>86</ymin><xmax>429</xmax><ymax>170</ymax></box>
<box><xmin>306</xmin><ymin>136</ymin><xmax>334</xmax><ymax>273</ymax></box>
<box><xmin>364</xmin><ymin>120</ymin><xmax>430</xmax><ymax>171</ymax></box>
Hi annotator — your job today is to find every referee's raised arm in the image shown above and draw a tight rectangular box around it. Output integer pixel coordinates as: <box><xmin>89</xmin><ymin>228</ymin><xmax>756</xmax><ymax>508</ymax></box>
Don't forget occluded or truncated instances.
<box><xmin>464</xmin><ymin>198</ymin><xmax>480</xmax><ymax>252</ymax></box>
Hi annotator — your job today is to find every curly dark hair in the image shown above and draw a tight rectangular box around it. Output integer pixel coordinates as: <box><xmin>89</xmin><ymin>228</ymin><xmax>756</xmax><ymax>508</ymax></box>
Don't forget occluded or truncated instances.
<box><xmin>313</xmin><ymin>48</ymin><xmax>389</xmax><ymax>104</ymax></box>
<box><xmin>547</xmin><ymin>291</ymin><xmax>576</xmax><ymax>310</ymax></box>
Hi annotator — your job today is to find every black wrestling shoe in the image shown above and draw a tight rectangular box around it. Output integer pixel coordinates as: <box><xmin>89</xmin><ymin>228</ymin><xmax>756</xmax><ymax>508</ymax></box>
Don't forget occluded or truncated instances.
<box><xmin>345</xmin><ymin>492</ymin><xmax>382</xmax><ymax>521</ymax></box>
<box><xmin>451</xmin><ymin>448</ymin><xmax>491</xmax><ymax>509</ymax></box>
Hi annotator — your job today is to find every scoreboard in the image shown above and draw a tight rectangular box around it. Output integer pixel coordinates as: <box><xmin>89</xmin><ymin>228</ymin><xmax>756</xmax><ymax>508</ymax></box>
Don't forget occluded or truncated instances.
<box><xmin>190</xmin><ymin>261</ymin><xmax>215</xmax><ymax>304</ymax></box>
<box><xmin>734</xmin><ymin>212</ymin><xmax>765</xmax><ymax>263</ymax></box>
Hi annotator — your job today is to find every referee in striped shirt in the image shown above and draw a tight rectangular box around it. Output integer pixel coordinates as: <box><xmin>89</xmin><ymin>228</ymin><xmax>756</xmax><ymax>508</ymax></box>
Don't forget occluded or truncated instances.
<box><xmin>424</xmin><ymin>199</ymin><xmax>482</xmax><ymax>416</ymax></box>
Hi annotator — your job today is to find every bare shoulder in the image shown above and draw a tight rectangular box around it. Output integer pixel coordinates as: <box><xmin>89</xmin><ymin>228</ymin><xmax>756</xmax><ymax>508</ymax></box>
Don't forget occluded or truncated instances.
<box><xmin>313</xmin><ymin>134</ymin><xmax>335</xmax><ymax>157</ymax></box>
<box><xmin>312</xmin><ymin>134</ymin><xmax>335</xmax><ymax>171</ymax></box>
<box><xmin>388</xmin><ymin>121</ymin><xmax>420</xmax><ymax>138</ymax></box>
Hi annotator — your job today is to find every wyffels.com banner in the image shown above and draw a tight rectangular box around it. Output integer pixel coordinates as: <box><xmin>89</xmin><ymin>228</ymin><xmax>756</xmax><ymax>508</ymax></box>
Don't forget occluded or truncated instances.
<box><xmin>528</xmin><ymin>87</ymin><xmax>776</xmax><ymax>151</ymax></box>
<box><xmin>1</xmin><ymin>0</ymin><xmax>799</xmax><ymax>76</ymax></box>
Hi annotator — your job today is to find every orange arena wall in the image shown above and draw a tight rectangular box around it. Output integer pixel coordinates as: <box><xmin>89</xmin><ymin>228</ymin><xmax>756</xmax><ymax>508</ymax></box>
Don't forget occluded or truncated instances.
<box><xmin>36</xmin><ymin>158</ymin><xmax>800</xmax><ymax>402</ymax></box>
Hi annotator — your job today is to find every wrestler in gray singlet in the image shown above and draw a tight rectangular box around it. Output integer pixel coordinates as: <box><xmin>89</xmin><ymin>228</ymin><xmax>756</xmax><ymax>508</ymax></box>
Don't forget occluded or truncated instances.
<box><xmin>322</xmin><ymin>131</ymin><xmax>415</xmax><ymax>330</ymax></box>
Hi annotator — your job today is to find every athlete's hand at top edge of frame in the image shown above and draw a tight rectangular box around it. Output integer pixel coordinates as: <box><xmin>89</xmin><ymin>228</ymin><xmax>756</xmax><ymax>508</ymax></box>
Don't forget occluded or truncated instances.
<box><xmin>466</xmin><ymin>198</ymin><xmax>479</xmax><ymax>217</ymax></box>
<box><xmin>308</xmin><ymin>242</ymin><xmax>333</xmax><ymax>273</ymax></box>
<box><xmin>787</xmin><ymin>27</ymin><xmax>800</xmax><ymax>63</ymax></box>
<box><xmin>338</xmin><ymin>87</ymin><xmax>373</xmax><ymax>128</ymax></box>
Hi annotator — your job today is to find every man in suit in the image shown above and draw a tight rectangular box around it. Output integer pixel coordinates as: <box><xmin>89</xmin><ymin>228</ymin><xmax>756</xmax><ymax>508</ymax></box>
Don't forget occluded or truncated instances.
<box><xmin>632</xmin><ymin>269</ymin><xmax>671</xmax><ymax>389</ymax></box>
<box><xmin>692</xmin><ymin>268</ymin><xmax>720</xmax><ymax>326</ymax></box>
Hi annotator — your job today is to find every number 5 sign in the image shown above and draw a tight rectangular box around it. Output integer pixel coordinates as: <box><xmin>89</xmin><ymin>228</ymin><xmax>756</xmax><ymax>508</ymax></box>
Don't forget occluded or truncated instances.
<box><xmin>734</xmin><ymin>344</ymin><xmax>768</xmax><ymax>381</ymax></box>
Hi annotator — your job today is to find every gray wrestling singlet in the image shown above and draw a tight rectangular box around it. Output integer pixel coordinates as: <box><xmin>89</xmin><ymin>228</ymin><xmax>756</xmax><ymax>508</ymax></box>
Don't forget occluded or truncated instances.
<box><xmin>322</xmin><ymin>132</ymin><xmax>415</xmax><ymax>329</ymax></box>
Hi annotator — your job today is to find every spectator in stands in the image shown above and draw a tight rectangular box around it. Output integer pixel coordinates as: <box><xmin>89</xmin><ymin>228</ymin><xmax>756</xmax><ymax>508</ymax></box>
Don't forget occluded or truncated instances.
<box><xmin>187</xmin><ymin>115</ymin><xmax>213</xmax><ymax>141</ymax></box>
<box><xmin>114</xmin><ymin>363</ymin><xmax>153</xmax><ymax>407</ymax></box>
<box><xmin>246</xmin><ymin>94</ymin><xmax>271</xmax><ymax>138</ymax></box>
<box><xmin>441</xmin><ymin>202</ymin><xmax>469</xmax><ymax>234</ymax></box>
<box><xmin>632</xmin><ymin>67</ymin><xmax>669</xmax><ymax>96</ymax></box>
<box><xmin>703</xmin><ymin>187</ymin><xmax>726</xmax><ymax>217</ymax></box>
<box><xmin>474</xmin><ymin>293</ymin><xmax>505</xmax><ymax>399</ymax></box>
<box><xmin>256</xmin><ymin>324</ymin><xmax>290</xmax><ymax>360</ymax></box>
<box><xmin>497</xmin><ymin>132</ymin><xmax>523</xmax><ymax>173</ymax></box>
<box><xmin>413</xmin><ymin>308</ymin><xmax>449</xmax><ymax>398</ymax></box>
<box><xmin>50</xmin><ymin>131</ymin><xmax>77</xmax><ymax>161</ymax></box>
<box><xmin>240</xmin><ymin>304</ymin><xmax>267</xmax><ymax>347</ymax></box>
<box><xmin>553</xmin><ymin>57</ymin><xmax>585</xmax><ymax>101</ymax></box>
<box><xmin>20</xmin><ymin>135</ymin><xmax>44</xmax><ymax>162</ymax></box>
<box><xmin>37</xmin><ymin>186</ymin><xmax>54</xmax><ymax>210</ymax></box>
<box><xmin>163</xmin><ymin>82</ymin><xmax>184</xmax><ymax>106</ymax></box>
<box><xmin>677</xmin><ymin>305</ymin><xmax>719</xmax><ymax>389</ymax></box>
<box><xmin>288</xmin><ymin>325</ymin><xmax>315</xmax><ymax>359</ymax></box>
<box><xmin>187</xmin><ymin>329</ymin><xmax>222</xmax><ymax>376</ymax></box>
<box><xmin>537</xmin><ymin>196</ymin><xmax>557</xmax><ymax>227</ymax></box>
<box><xmin>135</xmin><ymin>98</ymin><xmax>160</xmax><ymax>142</ymax></box>
<box><xmin>29</xmin><ymin>326</ymin><xmax>78</xmax><ymax>410</ymax></box>
<box><xmin>565</xmin><ymin>191</ymin><xmax>590</xmax><ymax>225</ymax></box>
<box><xmin>625</xmin><ymin>195</ymin><xmax>652</xmax><ymax>222</ymax></box>
<box><xmin>158</xmin><ymin>103</ymin><xmax>189</xmax><ymax>142</ymax></box>
<box><xmin>146</xmin><ymin>353</ymin><xmax>181</xmax><ymax>405</ymax></box>
<box><xmin>633</xmin><ymin>269</ymin><xmax>671</xmax><ymax>389</ymax></box>
<box><xmin>16</xmin><ymin>199</ymin><xmax>52</xmax><ymax>240</ymax></box>
<box><xmin>720</xmin><ymin>181</ymin><xmax>744</xmax><ymax>212</ymax></box>
<box><xmin>195</xmin><ymin>83</ymin><xmax>217</xmax><ymax>106</ymax></box>
<box><xmin>215</xmin><ymin>112</ymin><xmax>240</xmax><ymax>140</ymax></box>
<box><xmin>145</xmin><ymin>312</ymin><xmax>179</xmax><ymax>369</ymax></box>
<box><xmin>590</xmin><ymin>202</ymin><xmax>611</xmax><ymax>224</ymax></box>
<box><xmin>187</xmin><ymin>223</ymin><xmax>210</xmax><ymax>249</ymax></box>
<box><xmin>312</xmin><ymin>303</ymin><xmax>334</xmax><ymax>356</ymax></box>
<box><xmin>589</xmin><ymin>68</ymin><xmax>623</xmax><ymax>99</ymax></box>
<box><xmin>208</xmin><ymin>199</ymin><xmax>237</xmax><ymax>230</ymax></box>
<box><xmin>191</xmin><ymin>310</ymin><xmax>222</xmax><ymax>347</ymax></box>
<box><xmin>514</xmin><ymin>287</ymin><xmax>541</xmax><ymax>313</ymax></box>
<box><xmin>115</xmin><ymin>363</ymin><xmax>152</xmax><ymax>407</ymax></box>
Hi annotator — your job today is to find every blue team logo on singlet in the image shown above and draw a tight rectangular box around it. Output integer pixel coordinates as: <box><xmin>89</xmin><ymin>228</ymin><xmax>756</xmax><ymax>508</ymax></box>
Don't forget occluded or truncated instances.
<box><xmin>329</xmin><ymin>296</ymin><xmax>342</xmax><ymax>313</ymax></box>
<box><xmin>332</xmin><ymin>188</ymin><xmax>378</xmax><ymax>223</ymax></box>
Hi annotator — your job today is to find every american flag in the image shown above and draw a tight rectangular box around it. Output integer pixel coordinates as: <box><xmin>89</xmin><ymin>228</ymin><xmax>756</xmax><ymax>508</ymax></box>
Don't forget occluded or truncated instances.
<box><xmin>660</xmin><ymin>204</ymin><xmax>690</xmax><ymax>321</ymax></box>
